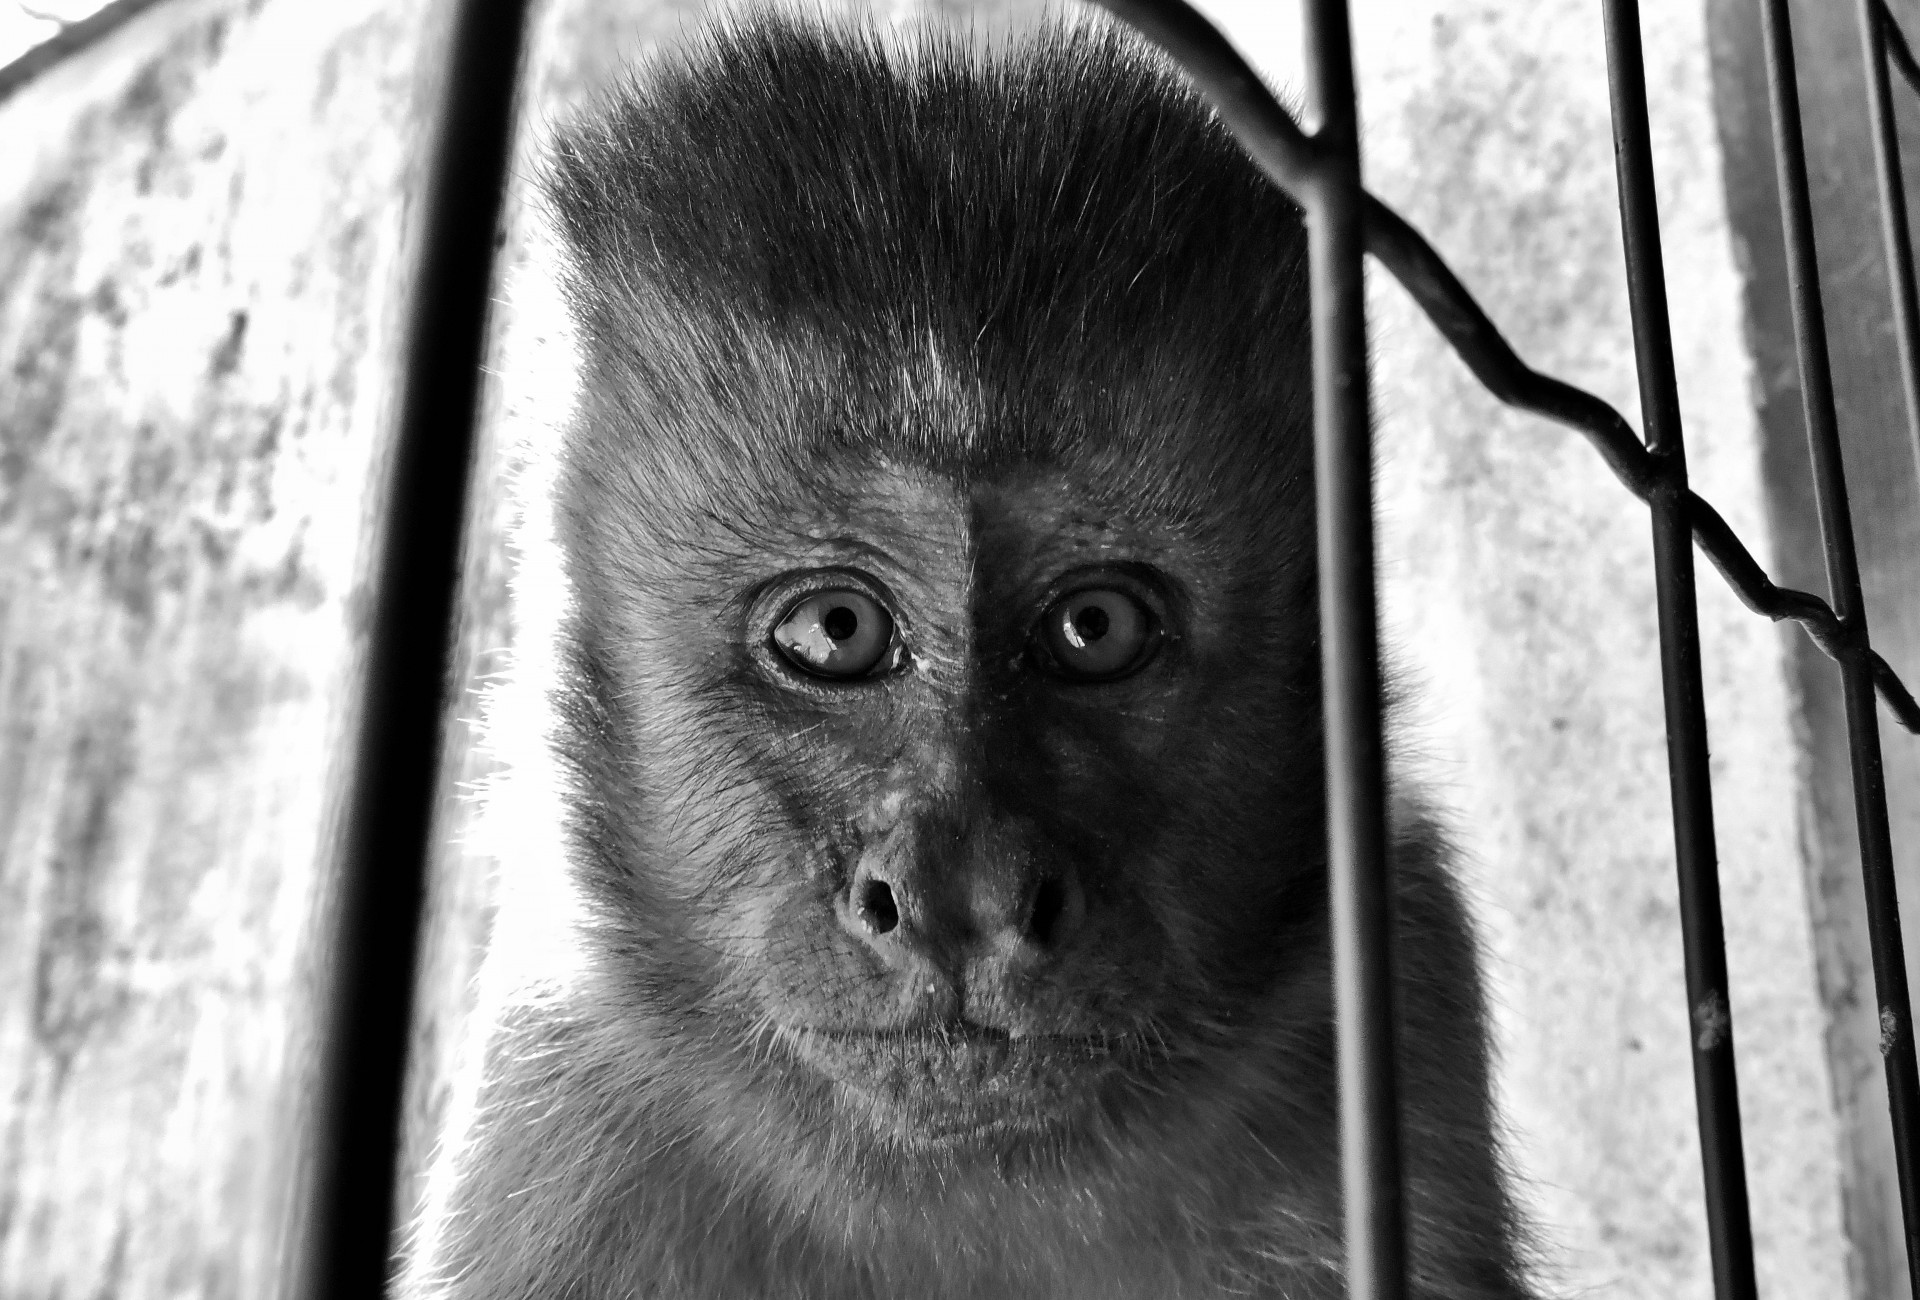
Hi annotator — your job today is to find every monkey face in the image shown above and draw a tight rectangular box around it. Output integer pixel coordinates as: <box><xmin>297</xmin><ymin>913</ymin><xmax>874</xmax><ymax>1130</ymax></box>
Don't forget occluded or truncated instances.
<box><xmin>553</xmin><ymin>398</ymin><xmax>1330</xmax><ymax>1169</ymax></box>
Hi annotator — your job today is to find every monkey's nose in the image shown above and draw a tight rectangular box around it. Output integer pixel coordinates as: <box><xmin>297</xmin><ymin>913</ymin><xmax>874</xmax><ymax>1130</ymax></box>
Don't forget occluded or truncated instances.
<box><xmin>841</xmin><ymin>857</ymin><xmax>1082</xmax><ymax>962</ymax></box>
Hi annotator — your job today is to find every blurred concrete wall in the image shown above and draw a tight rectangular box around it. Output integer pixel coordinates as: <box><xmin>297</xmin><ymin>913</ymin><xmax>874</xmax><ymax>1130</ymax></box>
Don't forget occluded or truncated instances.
<box><xmin>0</xmin><ymin>0</ymin><xmax>465</xmax><ymax>1294</ymax></box>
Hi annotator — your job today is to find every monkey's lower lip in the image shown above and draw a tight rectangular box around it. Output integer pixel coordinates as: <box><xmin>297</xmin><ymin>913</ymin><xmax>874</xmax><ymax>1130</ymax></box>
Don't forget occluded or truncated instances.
<box><xmin>786</xmin><ymin>1023</ymin><xmax>1120</xmax><ymax>1142</ymax></box>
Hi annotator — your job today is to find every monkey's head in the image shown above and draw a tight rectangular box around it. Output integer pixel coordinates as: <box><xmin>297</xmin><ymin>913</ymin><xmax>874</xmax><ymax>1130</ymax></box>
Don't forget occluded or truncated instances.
<box><xmin>542</xmin><ymin>17</ymin><xmax>1327</xmax><ymax>1192</ymax></box>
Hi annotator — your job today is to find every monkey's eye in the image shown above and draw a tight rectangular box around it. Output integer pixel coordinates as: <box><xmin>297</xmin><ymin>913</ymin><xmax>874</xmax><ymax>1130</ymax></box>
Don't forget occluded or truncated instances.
<box><xmin>772</xmin><ymin>590</ymin><xmax>895</xmax><ymax>679</ymax></box>
<box><xmin>1035</xmin><ymin>588</ymin><xmax>1158</xmax><ymax>681</ymax></box>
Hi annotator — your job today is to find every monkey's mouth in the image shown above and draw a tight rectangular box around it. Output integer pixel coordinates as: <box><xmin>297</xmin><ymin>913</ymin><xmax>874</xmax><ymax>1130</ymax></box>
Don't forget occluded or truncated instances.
<box><xmin>785</xmin><ymin>1022</ymin><xmax>1124</xmax><ymax>1144</ymax></box>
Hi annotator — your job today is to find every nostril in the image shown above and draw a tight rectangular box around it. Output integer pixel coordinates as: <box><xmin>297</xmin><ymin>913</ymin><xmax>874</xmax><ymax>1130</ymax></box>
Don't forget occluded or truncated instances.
<box><xmin>857</xmin><ymin>878</ymin><xmax>899</xmax><ymax>935</ymax></box>
<box><xmin>1026</xmin><ymin>877</ymin><xmax>1067</xmax><ymax>947</ymax></box>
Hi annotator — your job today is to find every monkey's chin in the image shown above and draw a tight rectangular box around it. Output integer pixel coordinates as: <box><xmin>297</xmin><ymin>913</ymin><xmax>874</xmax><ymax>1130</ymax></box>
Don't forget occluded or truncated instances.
<box><xmin>784</xmin><ymin>1023</ymin><xmax>1122</xmax><ymax>1151</ymax></box>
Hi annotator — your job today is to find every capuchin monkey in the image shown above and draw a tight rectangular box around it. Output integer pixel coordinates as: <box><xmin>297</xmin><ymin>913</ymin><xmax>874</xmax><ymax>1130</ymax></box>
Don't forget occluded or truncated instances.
<box><xmin>410</xmin><ymin>13</ymin><xmax>1533</xmax><ymax>1299</ymax></box>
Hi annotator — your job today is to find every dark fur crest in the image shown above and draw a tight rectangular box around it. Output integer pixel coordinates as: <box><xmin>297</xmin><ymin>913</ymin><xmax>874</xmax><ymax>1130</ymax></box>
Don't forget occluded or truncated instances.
<box><xmin>421</xmin><ymin>14</ymin><xmax>1536</xmax><ymax>1300</ymax></box>
<box><xmin>546</xmin><ymin>11</ymin><xmax>1313</xmax><ymax>546</ymax></box>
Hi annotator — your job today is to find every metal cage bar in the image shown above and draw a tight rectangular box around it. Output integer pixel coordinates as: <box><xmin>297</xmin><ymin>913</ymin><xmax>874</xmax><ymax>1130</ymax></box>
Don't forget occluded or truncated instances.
<box><xmin>1599</xmin><ymin>4</ymin><xmax>1758</xmax><ymax>1296</ymax></box>
<box><xmin>1301</xmin><ymin>3</ymin><xmax>1409</xmax><ymax>1298</ymax></box>
<box><xmin>301</xmin><ymin>0</ymin><xmax>533</xmax><ymax>1295</ymax></box>
<box><xmin>1756</xmin><ymin>0</ymin><xmax>1920</xmax><ymax>1289</ymax></box>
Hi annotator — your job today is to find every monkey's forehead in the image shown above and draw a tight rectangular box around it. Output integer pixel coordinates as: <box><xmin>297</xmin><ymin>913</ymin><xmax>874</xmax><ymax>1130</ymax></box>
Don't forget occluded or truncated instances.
<box><xmin>748</xmin><ymin>461</ymin><xmax>1205</xmax><ymax>574</ymax></box>
<box><xmin>556</xmin><ymin>420</ymin><xmax>1311</xmax><ymax>633</ymax></box>
<box><xmin>560</xmin><ymin>338</ymin><xmax>1315</xmax><ymax>573</ymax></box>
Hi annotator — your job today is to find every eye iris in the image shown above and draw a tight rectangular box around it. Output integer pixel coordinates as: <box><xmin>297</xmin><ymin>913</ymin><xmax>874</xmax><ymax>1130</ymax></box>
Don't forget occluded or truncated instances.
<box><xmin>771</xmin><ymin>589</ymin><xmax>893</xmax><ymax>679</ymax></box>
<box><xmin>1040</xmin><ymin>588</ymin><xmax>1154</xmax><ymax>680</ymax></box>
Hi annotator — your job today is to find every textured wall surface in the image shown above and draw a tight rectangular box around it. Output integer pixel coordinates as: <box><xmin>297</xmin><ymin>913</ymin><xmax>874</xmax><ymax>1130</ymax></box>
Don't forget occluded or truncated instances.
<box><xmin>0</xmin><ymin>0</ymin><xmax>454</xmax><ymax>1293</ymax></box>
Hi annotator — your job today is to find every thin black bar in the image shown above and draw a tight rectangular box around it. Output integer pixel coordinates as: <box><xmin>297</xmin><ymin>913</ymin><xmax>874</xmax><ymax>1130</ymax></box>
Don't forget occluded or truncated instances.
<box><xmin>1755</xmin><ymin>0</ymin><xmax>1920</xmax><ymax>1289</ymax></box>
<box><xmin>1301</xmin><ymin>2</ymin><xmax>1407</xmax><ymax>1297</ymax></box>
<box><xmin>1864</xmin><ymin>0</ymin><xmax>1920</xmax><ymax>498</ymax></box>
<box><xmin>301</xmin><ymin>0</ymin><xmax>531</xmax><ymax>1294</ymax></box>
<box><xmin>1600</xmin><ymin>4</ymin><xmax>1758</xmax><ymax>1297</ymax></box>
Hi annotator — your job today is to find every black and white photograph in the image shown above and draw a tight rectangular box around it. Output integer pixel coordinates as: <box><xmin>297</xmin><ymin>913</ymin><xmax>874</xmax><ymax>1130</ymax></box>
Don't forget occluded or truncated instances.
<box><xmin>1</xmin><ymin>0</ymin><xmax>1918</xmax><ymax>1296</ymax></box>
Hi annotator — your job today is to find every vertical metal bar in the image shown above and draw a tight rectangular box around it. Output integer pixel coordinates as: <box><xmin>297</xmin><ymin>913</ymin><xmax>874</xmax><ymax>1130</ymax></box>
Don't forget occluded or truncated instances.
<box><xmin>1301</xmin><ymin>2</ymin><xmax>1406</xmax><ymax>1297</ymax></box>
<box><xmin>1755</xmin><ymin>0</ymin><xmax>1920</xmax><ymax>1287</ymax></box>
<box><xmin>1859</xmin><ymin>0</ymin><xmax>1920</xmax><ymax>502</ymax></box>
<box><xmin>300</xmin><ymin>0</ymin><xmax>531</xmax><ymax>1295</ymax></box>
<box><xmin>1599</xmin><ymin>5</ymin><xmax>1759</xmax><ymax>1296</ymax></box>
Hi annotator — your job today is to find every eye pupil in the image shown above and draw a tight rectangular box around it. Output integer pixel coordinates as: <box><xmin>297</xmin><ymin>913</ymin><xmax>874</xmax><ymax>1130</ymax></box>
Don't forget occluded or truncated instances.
<box><xmin>823</xmin><ymin>605</ymin><xmax>859</xmax><ymax>641</ymax></box>
<box><xmin>1070</xmin><ymin>605</ymin><xmax>1110</xmax><ymax>644</ymax></box>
